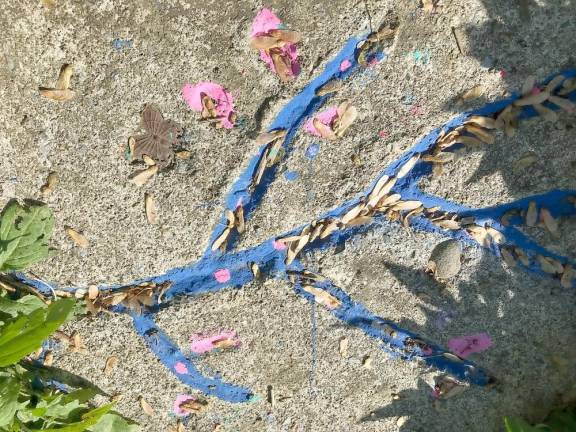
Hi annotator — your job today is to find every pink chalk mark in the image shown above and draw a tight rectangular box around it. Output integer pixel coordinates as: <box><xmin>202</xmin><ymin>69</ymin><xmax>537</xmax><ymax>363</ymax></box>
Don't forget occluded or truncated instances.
<box><xmin>235</xmin><ymin>198</ymin><xmax>243</xmax><ymax>209</ymax></box>
<box><xmin>447</xmin><ymin>333</ymin><xmax>492</xmax><ymax>358</ymax></box>
<box><xmin>190</xmin><ymin>331</ymin><xmax>240</xmax><ymax>354</ymax></box>
<box><xmin>181</xmin><ymin>81</ymin><xmax>236</xmax><ymax>129</ymax></box>
<box><xmin>173</xmin><ymin>394</ymin><xmax>196</xmax><ymax>416</ymax></box>
<box><xmin>410</xmin><ymin>104</ymin><xmax>425</xmax><ymax>116</ymax></box>
<box><xmin>499</xmin><ymin>70</ymin><xmax>508</xmax><ymax>78</ymax></box>
<box><xmin>174</xmin><ymin>362</ymin><xmax>188</xmax><ymax>374</ymax></box>
<box><xmin>378</xmin><ymin>130</ymin><xmax>389</xmax><ymax>139</ymax></box>
<box><xmin>339</xmin><ymin>59</ymin><xmax>352</xmax><ymax>72</ymax></box>
<box><xmin>531</xmin><ymin>86</ymin><xmax>542</xmax><ymax>95</ymax></box>
<box><xmin>272</xmin><ymin>239</ymin><xmax>287</xmax><ymax>250</ymax></box>
<box><xmin>214</xmin><ymin>268</ymin><xmax>231</xmax><ymax>283</ymax></box>
<box><xmin>368</xmin><ymin>57</ymin><xmax>379</xmax><ymax>66</ymax></box>
<box><xmin>304</xmin><ymin>107</ymin><xmax>339</xmax><ymax>136</ymax></box>
<box><xmin>251</xmin><ymin>8</ymin><xmax>300</xmax><ymax>78</ymax></box>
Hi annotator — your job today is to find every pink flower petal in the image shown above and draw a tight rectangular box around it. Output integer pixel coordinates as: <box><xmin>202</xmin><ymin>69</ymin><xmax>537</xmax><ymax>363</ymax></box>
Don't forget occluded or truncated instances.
<box><xmin>304</xmin><ymin>107</ymin><xmax>339</xmax><ymax>136</ymax></box>
<box><xmin>181</xmin><ymin>81</ymin><xmax>235</xmax><ymax>129</ymax></box>
<box><xmin>447</xmin><ymin>333</ymin><xmax>492</xmax><ymax>358</ymax></box>
<box><xmin>173</xmin><ymin>394</ymin><xmax>196</xmax><ymax>416</ymax></box>
<box><xmin>174</xmin><ymin>362</ymin><xmax>188</xmax><ymax>374</ymax></box>
<box><xmin>339</xmin><ymin>59</ymin><xmax>352</xmax><ymax>72</ymax></box>
<box><xmin>190</xmin><ymin>331</ymin><xmax>240</xmax><ymax>354</ymax></box>
<box><xmin>214</xmin><ymin>269</ymin><xmax>231</xmax><ymax>283</ymax></box>
<box><xmin>272</xmin><ymin>239</ymin><xmax>287</xmax><ymax>250</ymax></box>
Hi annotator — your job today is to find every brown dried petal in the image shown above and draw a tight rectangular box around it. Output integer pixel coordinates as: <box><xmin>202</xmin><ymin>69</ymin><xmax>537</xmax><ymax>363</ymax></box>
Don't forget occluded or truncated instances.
<box><xmin>55</xmin><ymin>64</ymin><xmax>74</xmax><ymax>90</ymax></box>
<box><xmin>269</xmin><ymin>29</ymin><xmax>301</xmax><ymax>43</ymax></box>
<box><xmin>540</xmin><ymin>208</ymin><xmax>559</xmax><ymax>237</ymax></box>
<box><xmin>270</xmin><ymin>51</ymin><xmax>292</xmax><ymax>82</ymax></box>
<box><xmin>458</xmin><ymin>85</ymin><xmax>483</xmax><ymax>101</ymax></box>
<box><xmin>40</xmin><ymin>171</ymin><xmax>59</xmax><ymax>196</ymax></box>
<box><xmin>313</xmin><ymin>118</ymin><xmax>337</xmax><ymax>140</ymax></box>
<box><xmin>315</xmin><ymin>79</ymin><xmax>343</xmax><ymax>96</ymax></box>
<box><xmin>302</xmin><ymin>285</ymin><xmax>341</xmax><ymax>309</ymax></box>
<box><xmin>39</xmin><ymin>88</ymin><xmax>75</xmax><ymax>101</ymax></box>
<box><xmin>129</xmin><ymin>165</ymin><xmax>159</xmax><ymax>187</ymax></box>
<box><xmin>211</xmin><ymin>227</ymin><xmax>230</xmax><ymax>252</ymax></box>
<box><xmin>533</xmin><ymin>103</ymin><xmax>558</xmax><ymax>122</ymax></box>
<box><xmin>335</xmin><ymin>105</ymin><xmax>358</xmax><ymax>137</ymax></box>
<box><xmin>514</xmin><ymin>91</ymin><xmax>550</xmax><ymax>107</ymax></box>
<box><xmin>139</xmin><ymin>396</ymin><xmax>155</xmax><ymax>417</ymax></box>
<box><xmin>397</xmin><ymin>154</ymin><xmax>420</xmax><ymax>178</ymax></box>
<box><xmin>103</xmin><ymin>356</ymin><xmax>119</xmax><ymax>375</ymax></box>
<box><xmin>145</xmin><ymin>193</ymin><xmax>159</xmax><ymax>224</ymax></box>
<box><xmin>249</xmin><ymin>36</ymin><xmax>284</xmax><ymax>50</ymax></box>
<box><xmin>255</xmin><ymin>129</ymin><xmax>287</xmax><ymax>145</ymax></box>
<box><xmin>526</xmin><ymin>201</ymin><xmax>538</xmax><ymax>227</ymax></box>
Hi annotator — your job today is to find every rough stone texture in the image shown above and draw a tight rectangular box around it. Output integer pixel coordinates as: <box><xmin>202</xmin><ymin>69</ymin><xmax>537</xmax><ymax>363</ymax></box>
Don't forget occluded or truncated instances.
<box><xmin>1</xmin><ymin>0</ymin><xmax>575</xmax><ymax>431</ymax></box>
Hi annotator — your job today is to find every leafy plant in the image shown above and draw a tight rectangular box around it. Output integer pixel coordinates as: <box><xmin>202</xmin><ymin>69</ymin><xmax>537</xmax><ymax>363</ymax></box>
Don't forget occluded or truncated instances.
<box><xmin>505</xmin><ymin>407</ymin><xmax>576</xmax><ymax>432</ymax></box>
<box><xmin>0</xmin><ymin>201</ymin><xmax>138</xmax><ymax>431</ymax></box>
<box><xmin>0</xmin><ymin>200</ymin><xmax>55</xmax><ymax>272</ymax></box>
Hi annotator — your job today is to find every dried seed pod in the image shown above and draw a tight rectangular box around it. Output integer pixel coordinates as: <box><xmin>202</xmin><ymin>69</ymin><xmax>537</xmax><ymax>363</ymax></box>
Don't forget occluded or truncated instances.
<box><xmin>253</xmin><ymin>148</ymin><xmax>269</xmax><ymax>186</ymax></box>
<box><xmin>302</xmin><ymin>285</ymin><xmax>341</xmax><ymax>309</ymax></box>
<box><xmin>103</xmin><ymin>356</ymin><xmax>119</xmax><ymax>375</ymax></box>
<box><xmin>139</xmin><ymin>396</ymin><xmax>155</xmax><ymax>417</ymax></box>
<box><xmin>548</xmin><ymin>95</ymin><xmax>575</xmax><ymax>112</ymax></box>
<box><xmin>129</xmin><ymin>165</ymin><xmax>159</xmax><ymax>187</ymax></box>
<box><xmin>319</xmin><ymin>219</ymin><xmax>339</xmax><ymax>239</ymax></box>
<box><xmin>250</xmin><ymin>262</ymin><xmax>260</xmax><ymax>278</ymax></box>
<box><xmin>55</xmin><ymin>64</ymin><xmax>74</xmax><ymax>90</ymax></box>
<box><xmin>40</xmin><ymin>171</ymin><xmax>59</xmax><ymax>196</ymax></box>
<box><xmin>486</xmin><ymin>227</ymin><xmax>506</xmax><ymax>244</ymax></box>
<box><xmin>175</xmin><ymin>150</ymin><xmax>192</xmax><ymax>160</ymax></box>
<box><xmin>467</xmin><ymin>225</ymin><xmax>491</xmax><ymax>247</ymax></box>
<box><xmin>346</xmin><ymin>216</ymin><xmax>373</xmax><ymax>227</ymax></box>
<box><xmin>422</xmin><ymin>152</ymin><xmax>454</xmax><ymax>164</ymax></box>
<box><xmin>334</xmin><ymin>105</ymin><xmax>358</xmax><ymax>137</ymax></box>
<box><xmin>514</xmin><ymin>247</ymin><xmax>530</xmax><ymax>267</ymax></box>
<box><xmin>465</xmin><ymin>116</ymin><xmax>497</xmax><ymax>129</ymax></box>
<box><xmin>249</xmin><ymin>36</ymin><xmax>283</xmax><ymax>50</ymax></box>
<box><xmin>142</xmin><ymin>155</ymin><xmax>156</xmax><ymax>166</ymax></box>
<box><xmin>465</xmin><ymin>124</ymin><xmax>495</xmax><ymax>144</ymax></box>
<box><xmin>179</xmin><ymin>398</ymin><xmax>208</xmax><ymax>415</ymax></box>
<box><xmin>435</xmin><ymin>219</ymin><xmax>460</xmax><ymax>230</ymax></box>
<box><xmin>235</xmin><ymin>206</ymin><xmax>245</xmax><ymax>233</ymax></box>
<box><xmin>269</xmin><ymin>29</ymin><xmax>301</xmax><ymax>43</ymax></box>
<box><xmin>88</xmin><ymin>285</ymin><xmax>99</xmax><ymax>300</ymax></box>
<box><xmin>313</xmin><ymin>118</ymin><xmax>337</xmax><ymax>140</ymax></box>
<box><xmin>379</xmin><ymin>193</ymin><xmax>402</xmax><ymax>207</ymax></box>
<box><xmin>500</xmin><ymin>247</ymin><xmax>516</xmax><ymax>267</ymax></box>
<box><xmin>458</xmin><ymin>85</ymin><xmax>483</xmax><ymax>101</ymax></box>
<box><xmin>211</xmin><ymin>227</ymin><xmax>231</xmax><ymax>252</ymax></box>
<box><xmin>341</xmin><ymin>204</ymin><xmax>366</xmax><ymax>224</ymax></box>
<box><xmin>526</xmin><ymin>201</ymin><xmax>538</xmax><ymax>227</ymax></box>
<box><xmin>561</xmin><ymin>266</ymin><xmax>575</xmax><ymax>288</ymax></box>
<box><xmin>536</xmin><ymin>255</ymin><xmax>564</xmax><ymax>274</ymax></box>
<box><xmin>442</xmin><ymin>352</ymin><xmax>464</xmax><ymax>362</ymax></box>
<box><xmin>315</xmin><ymin>79</ymin><xmax>343</xmax><ymax>96</ymax></box>
<box><xmin>513</xmin><ymin>153</ymin><xmax>538</xmax><ymax>173</ymax></box>
<box><xmin>145</xmin><ymin>193</ymin><xmax>159</xmax><ymax>225</ymax></box>
<box><xmin>540</xmin><ymin>208</ymin><xmax>559</xmax><ymax>237</ymax></box>
<box><xmin>255</xmin><ymin>129</ymin><xmax>287</xmax><ymax>146</ymax></box>
<box><xmin>533</xmin><ymin>103</ymin><xmax>558</xmax><ymax>122</ymax></box>
<box><xmin>339</xmin><ymin>337</ymin><xmax>348</xmax><ymax>357</ymax></box>
<box><xmin>397</xmin><ymin>154</ymin><xmax>420</xmax><ymax>178</ymax></box>
<box><xmin>65</xmin><ymin>227</ymin><xmax>89</xmax><ymax>248</ymax></box>
<box><xmin>39</xmin><ymin>88</ymin><xmax>75</xmax><ymax>101</ymax></box>
<box><xmin>270</xmin><ymin>51</ymin><xmax>292</xmax><ymax>82</ymax></box>
<box><xmin>514</xmin><ymin>91</ymin><xmax>550</xmax><ymax>107</ymax></box>
<box><xmin>225</xmin><ymin>209</ymin><xmax>235</xmax><ymax>228</ymax></box>
<box><xmin>390</xmin><ymin>200</ymin><xmax>422</xmax><ymax>212</ymax></box>
<box><xmin>544</xmin><ymin>75</ymin><xmax>565</xmax><ymax>93</ymax></box>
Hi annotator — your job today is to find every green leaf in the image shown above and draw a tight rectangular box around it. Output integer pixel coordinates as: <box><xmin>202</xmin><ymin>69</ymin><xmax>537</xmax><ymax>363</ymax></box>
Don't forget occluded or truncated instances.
<box><xmin>0</xmin><ymin>201</ymin><xmax>55</xmax><ymax>272</ymax></box>
<box><xmin>504</xmin><ymin>417</ymin><xmax>543</xmax><ymax>432</ymax></box>
<box><xmin>0</xmin><ymin>295</ymin><xmax>46</xmax><ymax>318</ymax></box>
<box><xmin>88</xmin><ymin>412</ymin><xmax>140</xmax><ymax>432</ymax></box>
<box><xmin>0</xmin><ymin>298</ymin><xmax>74</xmax><ymax>366</ymax></box>
<box><xmin>0</xmin><ymin>374</ymin><xmax>20</xmax><ymax>427</ymax></box>
<box><xmin>545</xmin><ymin>407</ymin><xmax>576</xmax><ymax>431</ymax></box>
<box><xmin>31</xmin><ymin>403</ymin><xmax>114</xmax><ymax>432</ymax></box>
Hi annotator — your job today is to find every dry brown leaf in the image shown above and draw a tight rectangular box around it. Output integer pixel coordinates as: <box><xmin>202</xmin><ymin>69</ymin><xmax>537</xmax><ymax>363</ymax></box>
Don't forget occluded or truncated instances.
<box><xmin>533</xmin><ymin>103</ymin><xmax>558</xmax><ymax>122</ymax></box>
<box><xmin>39</xmin><ymin>88</ymin><xmax>75</xmax><ymax>101</ymax></box>
<box><xmin>145</xmin><ymin>193</ymin><xmax>159</xmax><ymax>224</ymax></box>
<box><xmin>211</xmin><ymin>227</ymin><xmax>230</xmax><ymax>251</ymax></box>
<box><xmin>341</xmin><ymin>204</ymin><xmax>365</xmax><ymax>224</ymax></box>
<box><xmin>249</xmin><ymin>36</ymin><xmax>283</xmax><ymax>50</ymax></box>
<box><xmin>465</xmin><ymin>124</ymin><xmax>495</xmax><ymax>144</ymax></box>
<box><xmin>65</xmin><ymin>227</ymin><xmax>89</xmax><ymax>248</ymax></box>
<box><xmin>536</xmin><ymin>255</ymin><xmax>563</xmax><ymax>274</ymax></box>
<box><xmin>40</xmin><ymin>172</ymin><xmax>59</xmax><ymax>196</ymax></box>
<box><xmin>142</xmin><ymin>155</ymin><xmax>156</xmax><ymax>166</ymax></box>
<box><xmin>466</xmin><ymin>116</ymin><xmax>497</xmax><ymax>129</ymax></box>
<box><xmin>561</xmin><ymin>266</ymin><xmax>575</xmax><ymax>288</ymax></box>
<box><xmin>178</xmin><ymin>398</ymin><xmax>208</xmax><ymax>415</ymax></box>
<box><xmin>390</xmin><ymin>200</ymin><xmax>422</xmax><ymax>212</ymax></box>
<box><xmin>139</xmin><ymin>396</ymin><xmax>155</xmax><ymax>417</ymax></box>
<box><xmin>103</xmin><ymin>356</ymin><xmax>119</xmax><ymax>375</ymax></box>
<box><xmin>255</xmin><ymin>129</ymin><xmax>286</xmax><ymax>145</ymax></box>
<box><xmin>548</xmin><ymin>95</ymin><xmax>575</xmax><ymax>111</ymax></box>
<box><xmin>270</xmin><ymin>50</ymin><xmax>292</xmax><ymax>82</ymax></box>
<box><xmin>269</xmin><ymin>29</ymin><xmax>301</xmax><ymax>43</ymax></box>
<box><xmin>514</xmin><ymin>91</ymin><xmax>550</xmax><ymax>106</ymax></box>
<box><xmin>339</xmin><ymin>337</ymin><xmax>348</xmax><ymax>357</ymax></box>
<box><xmin>486</xmin><ymin>227</ymin><xmax>506</xmax><ymax>244</ymax></box>
<box><xmin>235</xmin><ymin>206</ymin><xmax>245</xmax><ymax>233</ymax></box>
<box><xmin>129</xmin><ymin>165</ymin><xmax>159</xmax><ymax>187</ymax></box>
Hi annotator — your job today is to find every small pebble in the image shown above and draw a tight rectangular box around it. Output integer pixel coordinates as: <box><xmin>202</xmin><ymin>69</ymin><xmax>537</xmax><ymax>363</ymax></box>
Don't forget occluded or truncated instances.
<box><xmin>428</xmin><ymin>239</ymin><xmax>462</xmax><ymax>279</ymax></box>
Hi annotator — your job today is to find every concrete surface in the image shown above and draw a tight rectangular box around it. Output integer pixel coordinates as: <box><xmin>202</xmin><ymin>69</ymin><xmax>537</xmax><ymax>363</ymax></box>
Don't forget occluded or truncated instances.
<box><xmin>1</xmin><ymin>0</ymin><xmax>575</xmax><ymax>431</ymax></box>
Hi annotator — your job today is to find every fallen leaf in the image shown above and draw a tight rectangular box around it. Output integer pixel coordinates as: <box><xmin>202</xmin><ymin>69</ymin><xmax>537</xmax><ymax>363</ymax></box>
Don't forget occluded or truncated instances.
<box><xmin>175</xmin><ymin>150</ymin><xmax>192</xmax><ymax>160</ymax></box>
<box><xmin>145</xmin><ymin>193</ymin><xmax>159</xmax><ymax>224</ymax></box>
<box><xmin>458</xmin><ymin>85</ymin><xmax>484</xmax><ymax>101</ymax></box>
<box><xmin>55</xmin><ymin>64</ymin><xmax>73</xmax><ymax>90</ymax></box>
<box><xmin>39</xmin><ymin>88</ymin><xmax>75</xmax><ymax>101</ymax></box>
<box><xmin>65</xmin><ymin>227</ymin><xmax>89</xmax><ymax>248</ymax></box>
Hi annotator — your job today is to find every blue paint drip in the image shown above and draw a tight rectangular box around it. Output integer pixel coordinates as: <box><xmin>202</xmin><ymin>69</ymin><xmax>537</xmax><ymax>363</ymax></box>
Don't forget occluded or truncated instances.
<box><xmin>284</xmin><ymin>171</ymin><xmax>299</xmax><ymax>181</ymax></box>
<box><xmin>112</xmin><ymin>38</ymin><xmax>133</xmax><ymax>50</ymax></box>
